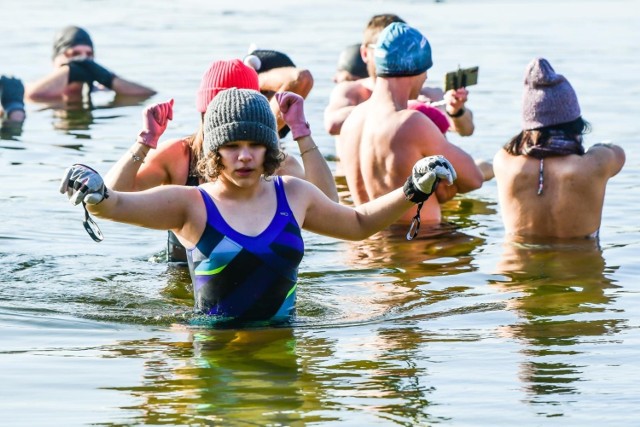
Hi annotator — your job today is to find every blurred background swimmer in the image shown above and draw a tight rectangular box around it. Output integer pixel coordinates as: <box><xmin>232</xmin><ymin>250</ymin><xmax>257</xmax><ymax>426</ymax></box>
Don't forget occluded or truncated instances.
<box><xmin>25</xmin><ymin>25</ymin><xmax>156</xmax><ymax>104</ymax></box>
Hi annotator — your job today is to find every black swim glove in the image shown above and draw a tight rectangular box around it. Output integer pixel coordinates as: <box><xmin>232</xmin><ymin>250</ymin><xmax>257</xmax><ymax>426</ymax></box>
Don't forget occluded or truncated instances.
<box><xmin>0</xmin><ymin>75</ymin><xmax>25</xmax><ymax>115</ymax></box>
<box><xmin>59</xmin><ymin>164</ymin><xmax>109</xmax><ymax>206</ymax></box>
<box><xmin>80</xmin><ymin>60</ymin><xmax>115</xmax><ymax>89</ymax></box>
<box><xmin>403</xmin><ymin>155</ymin><xmax>457</xmax><ymax>203</ymax></box>
<box><xmin>66</xmin><ymin>59</ymin><xmax>94</xmax><ymax>85</ymax></box>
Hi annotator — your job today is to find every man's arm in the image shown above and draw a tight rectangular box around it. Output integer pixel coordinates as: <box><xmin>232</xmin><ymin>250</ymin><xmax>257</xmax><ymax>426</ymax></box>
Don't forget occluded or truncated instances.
<box><xmin>258</xmin><ymin>67</ymin><xmax>313</xmax><ymax>131</ymax></box>
<box><xmin>111</xmin><ymin>76</ymin><xmax>156</xmax><ymax>97</ymax></box>
<box><xmin>25</xmin><ymin>67</ymin><xmax>70</xmax><ymax>101</ymax></box>
<box><xmin>323</xmin><ymin>80</ymin><xmax>364</xmax><ymax>136</ymax></box>
<box><xmin>409</xmin><ymin>113</ymin><xmax>483</xmax><ymax>199</ymax></box>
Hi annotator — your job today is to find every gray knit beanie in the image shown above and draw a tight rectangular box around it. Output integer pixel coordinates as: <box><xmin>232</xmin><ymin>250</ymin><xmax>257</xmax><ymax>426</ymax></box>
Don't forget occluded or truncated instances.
<box><xmin>522</xmin><ymin>58</ymin><xmax>581</xmax><ymax>130</ymax></box>
<box><xmin>203</xmin><ymin>88</ymin><xmax>278</xmax><ymax>155</ymax></box>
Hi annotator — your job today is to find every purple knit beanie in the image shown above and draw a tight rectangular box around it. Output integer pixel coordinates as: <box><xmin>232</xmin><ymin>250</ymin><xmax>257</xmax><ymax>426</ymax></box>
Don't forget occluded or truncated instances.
<box><xmin>521</xmin><ymin>58</ymin><xmax>581</xmax><ymax>130</ymax></box>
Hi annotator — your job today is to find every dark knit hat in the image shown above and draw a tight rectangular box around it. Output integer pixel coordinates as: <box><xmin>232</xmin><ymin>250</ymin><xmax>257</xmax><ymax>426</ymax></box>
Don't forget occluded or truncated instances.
<box><xmin>196</xmin><ymin>59</ymin><xmax>259</xmax><ymax>113</ymax></box>
<box><xmin>522</xmin><ymin>58</ymin><xmax>581</xmax><ymax>130</ymax></box>
<box><xmin>203</xmin><ymin>88</ymin><xmax>278</xmax><ymax>155</ymax></box>
<box><xmin>52</xmin><ymin>26</ymin><xmax>93</xmax><ymax>59</ymax></box>
<box><xmin>245</xmin><ymin>49</ymin><xmax>295</xmax><ymax>73</ymax></box>
<box><xmin>374</xmin><ymin>22</ymin><xmax>432</xmax><ymax>77</ymax></box>
<box><xmin>337</xmin><ymin>44</ymin><xmax>368</xmax><ymax>79</ymax></box>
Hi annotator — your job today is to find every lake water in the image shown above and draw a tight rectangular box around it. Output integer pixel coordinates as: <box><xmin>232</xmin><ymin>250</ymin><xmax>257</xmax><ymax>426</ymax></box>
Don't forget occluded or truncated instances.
<box><xmin>1</xmin><ymin>0</ymin><xmax>639</xmax><ymax>425</ymax></box>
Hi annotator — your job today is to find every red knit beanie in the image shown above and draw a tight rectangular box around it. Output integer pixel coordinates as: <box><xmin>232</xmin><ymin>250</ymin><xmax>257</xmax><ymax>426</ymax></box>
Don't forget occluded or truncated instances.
<box><xmin>408</xmin><ymin>100</ymin><xmax>450</xmax><ymax>134</ymax></box>
<box><xmin>195</xmin><ymin>59</ymin><xmax>260</xmax><ymax>113</ymax></box>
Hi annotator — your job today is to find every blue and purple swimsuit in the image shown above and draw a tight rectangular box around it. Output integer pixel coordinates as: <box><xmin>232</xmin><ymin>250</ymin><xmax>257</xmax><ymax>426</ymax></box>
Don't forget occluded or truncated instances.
<box><xmin>187</xmin><ymin>176</ymin><xmax>304</xmax><ymax>322</ymax></box>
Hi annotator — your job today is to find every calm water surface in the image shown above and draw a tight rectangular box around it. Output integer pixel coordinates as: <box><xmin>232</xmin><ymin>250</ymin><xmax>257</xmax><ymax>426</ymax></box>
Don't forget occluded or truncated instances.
<box><xmin>1</xmin><ymin>0</ymin><xmax>639</xmax><ymax>425</ymax></box>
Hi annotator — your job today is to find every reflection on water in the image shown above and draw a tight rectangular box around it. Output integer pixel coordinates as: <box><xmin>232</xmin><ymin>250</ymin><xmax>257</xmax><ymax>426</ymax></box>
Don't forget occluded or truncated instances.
<box><xmin>492</xmin><ymin>238</ymin><xmax>623</xmax><ymax>410</ymax></box>
<box><xmin>0</xmin><ymin>119</ymin><xmax>23</xmax><ymax>140</ymax></box>
<box><xmin>100</xmin><ymin>328</ymin><xmax>311</xmax><ymax>425</ymax></box>
<box><xmin>93</xmin><ymin>324</ymin><xmax>444</xmax><ymax>426</ymax></box>
<box><xmin>40</xmin><ymin>92</ymin><xmax>150</xmax><ymax>135</ymax></box>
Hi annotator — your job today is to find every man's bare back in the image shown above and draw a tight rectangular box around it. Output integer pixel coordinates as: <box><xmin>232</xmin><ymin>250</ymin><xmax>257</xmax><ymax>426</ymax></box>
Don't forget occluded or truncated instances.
<box><xmin>338</xmin><ymin>76</ymin><xmax>483</xmax><ymax>223</ymax></box>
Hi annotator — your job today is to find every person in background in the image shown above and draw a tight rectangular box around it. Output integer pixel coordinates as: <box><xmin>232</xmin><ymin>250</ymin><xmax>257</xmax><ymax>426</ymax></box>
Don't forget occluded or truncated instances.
<box><xmin>25</xmin><ymin>25</ymin><xmax>156</xmax><ymax>103</ymax></box>
<box><xmin>104</xmin><ymin>59</ymin><xmax>336</xmax><ymax>263</ymax></box>
<box><xmin>333</xmin><ymin>44</ymin><xmax>369</xmax><ymax>83</ymax></box>
<box><xmin>493</xmin><ymin>57</ymin><xmax>625</xmax><ymax>239</ymax></box>
<box><xmin>0</xmin><ymin>75</ymin><xmax>26</xmax><ymax>122</ymax></box>
<box><xmin>60</xmin><ymin>88</ymin><xmax>457</xmax><ymax>323</ymax></box>
<box><xmin>243</xmin><ymin>49</ymin><xmax>314</xmax><ymax>138</ymax></box>
<box><xmin>324</xmin><ymin>14</ymin><xmax>475</xmax><ymax>137</ymax></box>
<box><xmin>338</xmin><ymin>22</ymin><xmax>483</xmax><ymax>225</ymax></box>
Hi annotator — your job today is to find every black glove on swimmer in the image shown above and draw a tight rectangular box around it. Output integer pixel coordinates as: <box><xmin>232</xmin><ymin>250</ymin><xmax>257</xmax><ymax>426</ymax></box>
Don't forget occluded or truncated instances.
<box><xmin>66</xmin><ymin>59</ymin><xmax>94</xmax><ymax>85</ymax></box>
<box><xmin>80</xmin><ymin>60</ymin><xmax>115</xmax><ymax>89</ymax></box>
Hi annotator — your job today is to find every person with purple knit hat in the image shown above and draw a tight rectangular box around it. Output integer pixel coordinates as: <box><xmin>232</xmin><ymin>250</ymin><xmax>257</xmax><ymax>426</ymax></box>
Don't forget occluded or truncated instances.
<box><xmin>493</xmin><ymin>57</ymin><xmax>625</xmax><ymax>239</ymax></box>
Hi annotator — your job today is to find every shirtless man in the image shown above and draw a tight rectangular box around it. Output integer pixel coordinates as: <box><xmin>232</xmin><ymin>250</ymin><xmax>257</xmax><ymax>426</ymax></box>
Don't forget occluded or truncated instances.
<box><xmin>339</xmin><ymin>22</ymin><xmax>483</xmax><ymax>224</ymax></box>
<box><xmin>493</xmin><ymin>57</ymin><xmax>625</xmax><ymax>239</ymax></box>
<box><xmin>324</xmin><ymin>14</ymin><xmax>475</xmax><ymax>137</ymax></box>
<box><xmin>26</xmin><ymin>26</ymin><xmax>156</xmax><ymax>103</ymax></box>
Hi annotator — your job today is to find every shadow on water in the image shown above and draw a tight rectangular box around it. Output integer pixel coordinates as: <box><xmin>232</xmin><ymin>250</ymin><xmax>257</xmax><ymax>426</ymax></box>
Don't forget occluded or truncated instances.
<box><xmin>490</xmin><ymin>237</ymin><xmax>623</xmax><ymax>411</ymax></box>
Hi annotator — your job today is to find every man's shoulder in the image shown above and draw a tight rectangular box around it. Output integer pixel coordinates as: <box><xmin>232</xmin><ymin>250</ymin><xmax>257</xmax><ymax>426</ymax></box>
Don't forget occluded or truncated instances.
<box><xmin>332</xmin><ymin>78</ymin><xmax>372</xmax><ymax>99</ymax></box>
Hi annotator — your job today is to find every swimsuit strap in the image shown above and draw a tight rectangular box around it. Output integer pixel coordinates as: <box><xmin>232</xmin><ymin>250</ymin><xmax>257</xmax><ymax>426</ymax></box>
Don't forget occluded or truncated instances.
<box><xmin>537</xmin><ymin>158</ymin><xmax>544</xmax><ymax>196</ymax></box>
<box><xmin>185</xmin><ymin>147</ymin><xmax>200</xmax><ymax>187</ymax></box>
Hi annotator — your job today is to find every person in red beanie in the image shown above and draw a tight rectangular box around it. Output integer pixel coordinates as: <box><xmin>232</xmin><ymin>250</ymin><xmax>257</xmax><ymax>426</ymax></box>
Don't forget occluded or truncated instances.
<box><xmin>26</xmin><ymin>25</ymin><xmax>156</xmax><ymax>103</ymax></box>
<box><xmin>104</xmin><ymin>59</ymin><xmax>336</xmax><ymax>263</ymax></box>
<box><xmin>493</xmin><ymin>57</ymin><xmax>625</xmax><ymax>239</ymax></box>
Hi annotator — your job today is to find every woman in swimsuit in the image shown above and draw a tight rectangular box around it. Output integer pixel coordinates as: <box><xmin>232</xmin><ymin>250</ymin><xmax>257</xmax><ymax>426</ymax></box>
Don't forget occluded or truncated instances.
<box><xmin>104</xmin><ymin>58</ymin><xmax>337</xmax><ymax>263</ymax></box>
<box><xmin>60</xmin><ymin>88</ymin><xmax>456</xmax><ymax>323</ymax></box>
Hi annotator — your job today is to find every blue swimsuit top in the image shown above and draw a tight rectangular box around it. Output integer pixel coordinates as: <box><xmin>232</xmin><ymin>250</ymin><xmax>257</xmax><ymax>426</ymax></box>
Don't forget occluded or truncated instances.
<box><xmin>187</xmin><ymin>176</ymin><xmax>304</xmax><ymax>322</ymax></box>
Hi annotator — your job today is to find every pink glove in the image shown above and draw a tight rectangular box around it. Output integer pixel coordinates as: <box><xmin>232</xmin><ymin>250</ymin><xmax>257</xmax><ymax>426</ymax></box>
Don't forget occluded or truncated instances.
<box><xmin>275</xmin><ymin>92</ymin><xmax>310</xmax><ymax>140</ymax></box>
<box><xmin>136</xmin><ymin>99</ymin><xmax>174</xmax><ymax>148</ymax></box>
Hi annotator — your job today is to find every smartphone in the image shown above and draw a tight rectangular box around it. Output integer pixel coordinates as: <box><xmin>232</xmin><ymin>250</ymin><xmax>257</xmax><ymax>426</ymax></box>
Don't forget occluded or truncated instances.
<box><xmin>444</xmin><ymin>66</ymin><xmax>479</xmax><ymax>91</ymax></box>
